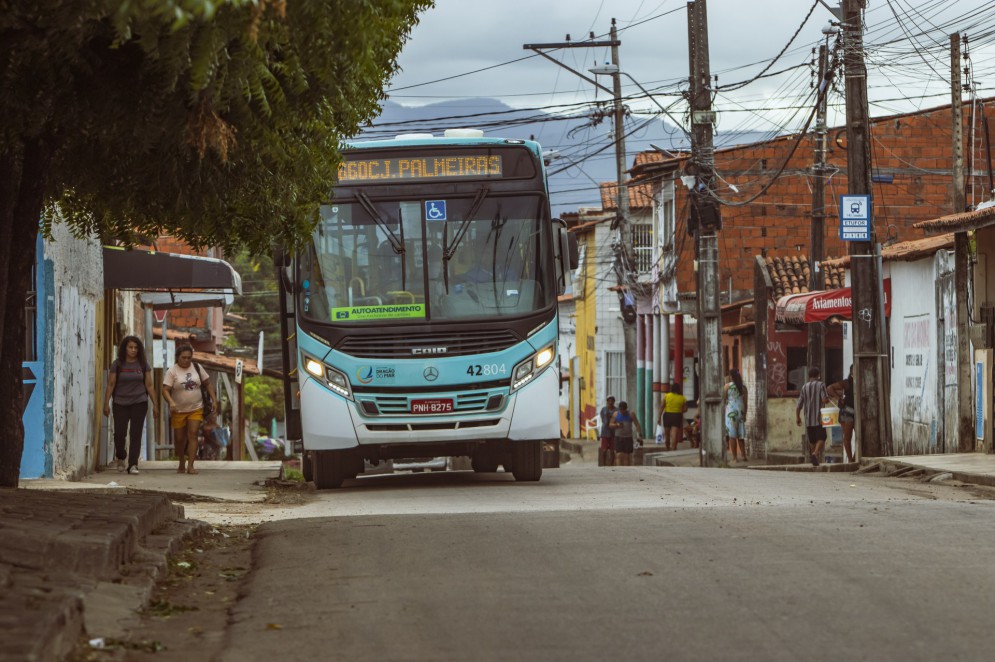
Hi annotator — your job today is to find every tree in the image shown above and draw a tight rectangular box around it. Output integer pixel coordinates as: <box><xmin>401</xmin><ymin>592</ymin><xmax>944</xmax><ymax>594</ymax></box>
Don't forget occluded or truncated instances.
<box><xmin>0</xmin><ymin>0</ymin><xmax>432</xmax><ymax>486</ymax></box>
<box><xmin>226</xmin><ymin>250</ymin><xmax>282</xmax><ymax>363</ymax></box>
<box><xmin>243</xmin><ymin>375</ymin><xmax>285</xmax><ymax>430</ymax></box>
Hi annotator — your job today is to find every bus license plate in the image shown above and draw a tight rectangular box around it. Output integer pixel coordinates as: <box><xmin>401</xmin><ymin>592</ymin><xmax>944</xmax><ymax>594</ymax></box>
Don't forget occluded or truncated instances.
<box><xmin>411</xmin><ymin>399</ymin><xmax>453</xmax><ymax>414</ymax></box>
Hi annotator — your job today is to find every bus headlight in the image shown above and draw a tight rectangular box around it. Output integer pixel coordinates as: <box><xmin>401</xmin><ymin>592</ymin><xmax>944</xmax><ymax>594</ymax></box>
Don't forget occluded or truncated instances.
<box><xmin>304</xmin><ymin>358</ymin><xmax>325</xmax><ymax>379</ymax></box>
<box><xmin>511</xmin><ymin>344</ymin><xmax>556</xmax><ymax>392</ymax></box>
<box><xmin>301</xmin><ymin>353</ymin><xmax>353</xmax><ymax>400</ymax></box>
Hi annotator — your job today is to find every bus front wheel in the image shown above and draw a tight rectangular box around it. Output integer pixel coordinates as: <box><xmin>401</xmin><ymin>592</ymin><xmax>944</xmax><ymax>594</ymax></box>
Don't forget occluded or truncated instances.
<box><xmin>302</xmin><ymin>452</ymin><xmax>314</xmax><ymax>482</ymax></box>
<box><xmin>471</xmin><ymin>453</ymin><xmax>499</xmax><ymax>473</ymax></box>
<box><xmin>511</xmin><ymin>441</ymin><xmax>543</xmax><ymax>482</ymax></box>
<box><xmin>314</xmin><ymin>450</ymin><xmax>349</xmax><ymax>489</ymax></box>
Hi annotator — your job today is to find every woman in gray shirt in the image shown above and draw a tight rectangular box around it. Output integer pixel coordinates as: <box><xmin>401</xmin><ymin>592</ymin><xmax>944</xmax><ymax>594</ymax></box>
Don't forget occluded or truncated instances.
<box><xmin>104</xmin><ymin>336</ymin><xmax>158</xmax><ymax>474</ymax></box>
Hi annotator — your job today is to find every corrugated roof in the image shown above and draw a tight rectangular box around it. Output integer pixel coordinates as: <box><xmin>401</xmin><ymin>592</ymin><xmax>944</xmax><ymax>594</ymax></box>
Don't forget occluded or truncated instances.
<box><xmin>764</xmin><ymin>254</ymin><xmax>847</xmax><ymax>300</ymax></box>
<box><xmin>913</xmin><ymin>206</ymin><xmax>995</xmax><ymax>234</ymax></box>
<box><xmin>822</xmin><ymin>233</ymin><xmax>955</xmax><ymax>268</ymax></box>
<box><xmin>192</xmin><ymin>351</ymin><xmax>282</xmax><ymax>379</ymax></box>
<box><xmin>600</xmin><ymin>181</ymin><xmax>655</xmax><ymax>210</ymax></box>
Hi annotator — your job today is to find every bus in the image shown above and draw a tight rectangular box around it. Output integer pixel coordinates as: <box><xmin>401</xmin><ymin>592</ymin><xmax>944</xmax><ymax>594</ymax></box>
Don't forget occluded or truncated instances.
<box><xmin>276</xmin><ymin>129</ymin><xmax>576</xmax><ymax>489</ymax></box>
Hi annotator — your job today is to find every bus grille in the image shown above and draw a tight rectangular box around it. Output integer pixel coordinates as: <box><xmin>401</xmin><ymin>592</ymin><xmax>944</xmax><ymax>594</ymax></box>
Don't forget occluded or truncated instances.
<box><xmin>338</xmin><ymin>330</ymin><xmax>519</xmax><ymax>358</ymax></box>
<box><xmin>367</xmin><ymin>391</ymin><xmax>504</xmax><ymax>416</ymax></box>
<box><xmin>366</xmin><ymin>419</ymin><xmax>501</xmax><ymax>432</ymax></box>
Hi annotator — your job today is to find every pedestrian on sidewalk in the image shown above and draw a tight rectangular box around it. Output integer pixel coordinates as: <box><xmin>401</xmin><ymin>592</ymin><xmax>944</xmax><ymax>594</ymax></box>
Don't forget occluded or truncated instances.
<box><xmin>724</xmin><ymin>369</ymin><xmax>748</xmax><ymax>463</ymax></box>
<box><xmin>659</xmin><ymin>383</ymin><xmax>687</xmax><ymax>451</ymax></box>
<box><xmin>163</xmin><ymin>343</ymin><xmax>217</xmax><ymax>475</ymax></box>
<box><xmin>103</xmin><ymin>336</ymin><xmax>158</xmax><ymax>474</ymax></box>
<box><xmin>598</xmin><ymin>396</ymin><xmax>618</xmax><ymax>467</ymax></box>
<box><xmin>827</xmin><ymin>365</ymin><xmax>857</xmax><ymax>463</ymax></box>
<box><xmin>610</xmin><ymin>401</ymin><xmax>642</xmax><ymax>467</ymax></box>
<box><xmin>796</xmin><ymin>367</ymin><xmax>830</xmax><ymax>467</ymax></box>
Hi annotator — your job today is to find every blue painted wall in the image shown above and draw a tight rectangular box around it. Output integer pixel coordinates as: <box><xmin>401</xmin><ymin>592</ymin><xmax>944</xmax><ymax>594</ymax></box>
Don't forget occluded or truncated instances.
<box><xmin>20</xmin><ymin>236</ymin><xmax>51</xmax><ymax>478</ymax></box>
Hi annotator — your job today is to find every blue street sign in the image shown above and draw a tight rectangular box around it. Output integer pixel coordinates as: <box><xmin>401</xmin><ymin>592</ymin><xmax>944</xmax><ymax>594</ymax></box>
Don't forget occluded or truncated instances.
<box><xmin>425</xmin><ymin>200</ymin><xmax>447</xmax><ymax>221</ymax></box>
<box><xmin>839</xmin><ymin>194</ymin><xmax>871</xmax><ymax>241</ymax></box>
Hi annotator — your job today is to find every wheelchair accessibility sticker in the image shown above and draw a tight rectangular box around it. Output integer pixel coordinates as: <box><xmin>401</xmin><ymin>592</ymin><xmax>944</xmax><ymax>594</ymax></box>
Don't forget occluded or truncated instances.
<box><xmin>425</xmin><ymin>200</ymin><xmax>447</xmax><ymax>221</ymax></box>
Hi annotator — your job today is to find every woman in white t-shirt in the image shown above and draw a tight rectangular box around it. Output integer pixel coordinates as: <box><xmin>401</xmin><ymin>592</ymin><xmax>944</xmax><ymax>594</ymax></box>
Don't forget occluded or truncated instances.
<box><xmin>163</xmin><ymin>343</ymin><xmax>217</xmax><ymax>474</ymax></box>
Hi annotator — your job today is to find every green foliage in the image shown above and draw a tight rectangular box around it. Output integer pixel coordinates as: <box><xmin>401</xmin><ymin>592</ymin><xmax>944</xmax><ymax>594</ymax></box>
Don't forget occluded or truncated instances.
<box><xmin>227</xmin><ymin>250</ymin><xmax>281</xmax><ymax>357</ymax></box>
<box><xmin>243</xmin><ymin>375</ymin><xmax>284</xmax><ymax>428</ymax></box>
<box><xmin>2</xmin><ymin>0</ymin><xmax>433</xmax><ymax>254</ymax></box>
<box><xmin>282</xmin><ymin>467</ymin><xmax>305</xmax><ymax>483</ymax></box>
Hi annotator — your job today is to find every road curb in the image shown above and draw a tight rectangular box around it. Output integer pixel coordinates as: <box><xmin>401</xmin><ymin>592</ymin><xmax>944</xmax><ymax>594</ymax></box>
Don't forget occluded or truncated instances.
<box><xmin>0</xmin><ymin>490</ymin><xmax>206</xmax><ymax>661</ymax></box>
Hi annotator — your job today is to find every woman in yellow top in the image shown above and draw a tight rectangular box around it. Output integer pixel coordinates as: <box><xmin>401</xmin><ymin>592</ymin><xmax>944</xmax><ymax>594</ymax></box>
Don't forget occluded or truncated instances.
<box><xmin>659</xmin><ymin>383</ymin><xmax>688</xmax><ymax>451</ymax></box>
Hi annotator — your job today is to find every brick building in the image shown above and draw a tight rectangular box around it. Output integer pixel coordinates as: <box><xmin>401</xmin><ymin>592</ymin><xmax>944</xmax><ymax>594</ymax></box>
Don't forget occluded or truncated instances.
<box><xmin>560</xmin><ymin>97</ymin><xmax>993</xmax><ymax>456</ymax></box>
<box><xmin>630</xmin><ymin>97</ymin><xmax>995</xmax><ymax>300</ymax></box>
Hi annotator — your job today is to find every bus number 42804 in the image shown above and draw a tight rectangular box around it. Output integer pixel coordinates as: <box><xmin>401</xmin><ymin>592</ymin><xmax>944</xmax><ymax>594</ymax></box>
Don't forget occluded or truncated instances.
<box><xmin>466</xmin><ymin>364</ymin><xmax>507</xmax><ymax>377</ymax></box>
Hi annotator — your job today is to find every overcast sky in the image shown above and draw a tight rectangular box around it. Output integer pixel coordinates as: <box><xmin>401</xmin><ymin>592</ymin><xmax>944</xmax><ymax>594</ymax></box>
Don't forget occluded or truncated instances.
<box><xmin>386</xmin><ymin>0</ymin><xmax>995</xmax><ymax>134</ymax></box>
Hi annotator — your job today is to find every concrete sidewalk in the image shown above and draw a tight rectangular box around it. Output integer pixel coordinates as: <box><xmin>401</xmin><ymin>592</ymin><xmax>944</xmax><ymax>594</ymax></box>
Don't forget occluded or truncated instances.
<box><xmin>2</xmin><ymin>461</ymin><xmax>282</xmax><ymax>660</ymax></box>
<box><xmin>863</xmin><ymin>453</ymin><xmax>995</xmax><ymax>487</ymax></box>
<box><xmin>23</xmin><ymin>460</ymin><xmax>283</xmax><ymax>502</ymax></box>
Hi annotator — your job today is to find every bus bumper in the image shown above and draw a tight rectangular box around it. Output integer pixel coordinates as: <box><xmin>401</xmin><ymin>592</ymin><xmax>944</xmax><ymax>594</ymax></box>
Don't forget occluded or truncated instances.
<box><xmin>300</xmin><ymin>368</ymin><xmax>560</xmax><ymax>451</ymax></box>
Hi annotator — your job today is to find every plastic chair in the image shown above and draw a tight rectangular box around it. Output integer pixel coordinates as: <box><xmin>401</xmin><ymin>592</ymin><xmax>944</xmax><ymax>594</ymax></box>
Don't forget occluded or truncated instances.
<box><xmin>582</xmin><ymin>415</ymin><xmax>602</xmax><ymax>441</ymax></box>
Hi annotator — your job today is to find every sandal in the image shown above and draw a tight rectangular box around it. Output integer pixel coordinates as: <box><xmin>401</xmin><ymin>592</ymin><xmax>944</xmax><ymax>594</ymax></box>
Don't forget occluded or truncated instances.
<box><xmin>177</xmin><ymin>466</ymin><xmax>186</xmax><ymax>474</ymax></box>
<box><xmin>186</xmin><ymin>468</ymin><xmax>199</xmax><ymax>475</ymax></box>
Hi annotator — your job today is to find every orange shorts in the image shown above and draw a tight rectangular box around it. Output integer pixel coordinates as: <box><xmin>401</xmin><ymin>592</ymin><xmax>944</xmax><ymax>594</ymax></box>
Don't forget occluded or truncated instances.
<box><xmin>170</xmin><ymin>409</ymin><xmax>204</xmax><ymax>429</ymax></box>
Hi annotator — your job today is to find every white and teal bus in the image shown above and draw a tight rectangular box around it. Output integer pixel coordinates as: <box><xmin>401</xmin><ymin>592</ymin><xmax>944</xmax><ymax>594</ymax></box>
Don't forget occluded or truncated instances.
<box><xmin>277</xmin><ymin>130</ymin><xmax>576</xmax><ymax>489</ymax></box>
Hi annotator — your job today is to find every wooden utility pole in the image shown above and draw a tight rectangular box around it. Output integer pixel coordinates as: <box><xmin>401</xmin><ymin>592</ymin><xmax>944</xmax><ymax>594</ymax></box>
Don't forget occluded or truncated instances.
<box><xmin>687</xmin><ymin>0</ymin><xmax>723</xmax><ymax>466</ymax></box>
<box><xmin>523</xmin><ymin>29</ymin><xmax>637</xmax><ymax>407</ymax></box>
<box><xmin>609</xmin><ymin>19</ymin><xmax>638</xmax><ymax>409</ymax></box>
<box><xmin>808</xmin><ymin>43</ymin><xmax>830</xmax><ymax>383</ymax></box>
<box><xmin>843</xmin><ymin>0</ymin><xmax>891</xmax><ymax>458</ymax></box>
<box><xmin>951</xmin><ymin>32</ymin><xmax>975</xmax><ymax>451</ymax></box>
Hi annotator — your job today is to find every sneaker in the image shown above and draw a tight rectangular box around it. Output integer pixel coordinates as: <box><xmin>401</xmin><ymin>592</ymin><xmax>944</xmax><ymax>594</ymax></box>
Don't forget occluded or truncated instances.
<box><xmin>810</xmin><ymin>454</ymin><xmax>820</xmax><ymax>467</ymax></box>
<box><xmin>116</xmin><ymin>458</ymin><xmax>125</xmax><ymax>472</ymax></box>
<box><xmin>127</xmin><ymin>465</ymin><xmax>140</xmax><ymax>475</ymax></box>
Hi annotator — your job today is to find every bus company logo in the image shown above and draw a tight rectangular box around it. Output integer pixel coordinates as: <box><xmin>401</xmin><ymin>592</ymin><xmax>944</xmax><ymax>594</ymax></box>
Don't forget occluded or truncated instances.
<box><xmin>412</xmin><ymin>347</ymin><xmax>448</xmax><ymax>355</ymax></box>
<box><xmin>356</xmin><ymin>366</ymin><xmax>374</xmax><ymax>384</ymax></box>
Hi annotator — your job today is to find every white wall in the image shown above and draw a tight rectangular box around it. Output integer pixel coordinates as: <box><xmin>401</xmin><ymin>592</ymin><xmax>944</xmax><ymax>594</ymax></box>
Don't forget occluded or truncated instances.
<box><xmin>46</xmin><ymin>224</ymin><xmax>103</xmax><ymax>478</ymax></box>
<box><xmin>594</xmin><ymin>223</ymin><xmax>626</xmax><ymax>401</ymax></box>
<box><xmin>888</xmin><ymin>258</ymin><xmax>941</xmax><ymax>454</ymax></box>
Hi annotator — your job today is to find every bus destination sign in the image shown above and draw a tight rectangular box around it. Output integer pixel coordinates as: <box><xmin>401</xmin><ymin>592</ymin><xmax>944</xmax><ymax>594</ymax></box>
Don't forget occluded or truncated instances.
<box><xmin>338</xmin><ymin>155</ymin><xmax>503</xmax><ymax>183</ymax></box>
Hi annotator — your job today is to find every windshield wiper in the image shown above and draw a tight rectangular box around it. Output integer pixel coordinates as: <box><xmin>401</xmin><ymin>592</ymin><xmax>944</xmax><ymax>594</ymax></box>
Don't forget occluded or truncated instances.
<box><xmin>443</xmin><ymin>187</ymin><xmax>488</xmax><ymax>262</ymax></box>
<box><xmin>356</xmin><ymin>190</ymin><xmax>407</xmax><ymax>291</ymax></box>
<box><xmin>356</xmin><ymin>191</ymin><xmax>404</xmax><ymax>255</ymax></box>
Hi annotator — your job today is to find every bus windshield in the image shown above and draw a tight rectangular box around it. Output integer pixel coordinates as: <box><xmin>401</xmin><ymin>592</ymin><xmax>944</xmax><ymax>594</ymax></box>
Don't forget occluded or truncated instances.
<box><xmin>300</xmin><ymin>194</ymin><xmax>552</xmax><ymax>324</ymax></box>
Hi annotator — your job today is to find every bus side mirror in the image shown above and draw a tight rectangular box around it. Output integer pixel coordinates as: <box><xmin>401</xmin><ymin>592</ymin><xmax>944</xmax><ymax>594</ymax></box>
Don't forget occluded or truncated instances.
<box><xmin>566</xmin><ymin>234</ymin><xmax>579</xmax><ymax>271</ymax></box>
<box><xmin>272</xmin><ymin>243</ymin><xmax>289</xmax><ymax>267</ymax></box>
<box><xmin>553</xmin><ymin>219</ymin><xmax>572</xmax><ymax>295</ymax></box>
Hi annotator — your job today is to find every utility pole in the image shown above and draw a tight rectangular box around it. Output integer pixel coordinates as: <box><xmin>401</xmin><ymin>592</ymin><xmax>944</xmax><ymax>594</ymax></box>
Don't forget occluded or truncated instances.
<box><xmin>951</xmin><ymin>32</ymin><xmax>974</xmax><ymax>451</ymax></box>
<box><xmin>687</xmin><ymin>0</ymin><xmax>723</xmax><ymax>466</ymax></box>
<box><xmin>524</xmin><ymin>28</ymin><xmax>637</xmax><ymax>408</ymax></box>
<box><xmin>842</xmin><ymin>0</ymin><xmax>891</xmax><ymax>458</ymax></box>
<box><xmin>608</xmin><ymin>19</ymin><xmax>638</xmax><ymax>410</ymax></box>
<box><xmin>808</xmin><ymin>43</ymin><xmax>830</xmax><ymax>383</ymax></box>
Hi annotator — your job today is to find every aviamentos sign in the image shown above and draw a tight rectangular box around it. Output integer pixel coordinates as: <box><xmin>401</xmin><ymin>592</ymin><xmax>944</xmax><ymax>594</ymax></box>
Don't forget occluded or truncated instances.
<box><xmin>338</xmin><ymin>155</ymin><xmax>503</xmax><ymax>183</ymax></box>
<box><xmin>332</xmin><ymin>304</ymin><xmax>426</xmax><ymax>321</ymax></box>
<box><xmin>776</xmin><ymin>279</ymin><xmax>891</xmax><ymax>325</ymax></box>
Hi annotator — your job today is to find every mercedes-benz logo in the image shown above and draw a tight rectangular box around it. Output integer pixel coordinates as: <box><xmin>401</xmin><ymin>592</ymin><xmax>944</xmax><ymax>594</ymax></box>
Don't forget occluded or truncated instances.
<box><xmin>423</xmin><ymin>366</ymin><xmax>439</xmax><ymax>382</ymax></box>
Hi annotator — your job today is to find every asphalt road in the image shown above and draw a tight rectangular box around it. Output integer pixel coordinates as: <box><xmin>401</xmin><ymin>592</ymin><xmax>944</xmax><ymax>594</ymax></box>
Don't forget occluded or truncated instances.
<box><xmin>218</xmin><ymin>465</ymin><xmax>995</xmax><ymax>661</ymax></box>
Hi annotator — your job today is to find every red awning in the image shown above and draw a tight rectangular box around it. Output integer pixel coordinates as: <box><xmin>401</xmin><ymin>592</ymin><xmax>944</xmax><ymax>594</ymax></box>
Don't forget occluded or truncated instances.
<box><xmin>776</xmin><ymin>279</ymin><xmax>891</xmax><ymax>325</ymax></box>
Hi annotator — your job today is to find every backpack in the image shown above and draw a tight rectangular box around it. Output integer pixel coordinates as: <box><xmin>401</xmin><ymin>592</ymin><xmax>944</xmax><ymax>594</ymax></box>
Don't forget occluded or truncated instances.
<box><xmin>192</xmin><ymin>361</ymin><xmax>214</xmax><ymax>416</ymax></box>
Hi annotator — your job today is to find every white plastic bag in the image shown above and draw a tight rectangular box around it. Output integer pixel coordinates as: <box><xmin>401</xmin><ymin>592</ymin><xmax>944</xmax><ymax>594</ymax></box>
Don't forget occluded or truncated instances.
<box><xmin>655</xmin><ymin>424</ymin><xmax>664</xmax><ymax>444</ymax></box>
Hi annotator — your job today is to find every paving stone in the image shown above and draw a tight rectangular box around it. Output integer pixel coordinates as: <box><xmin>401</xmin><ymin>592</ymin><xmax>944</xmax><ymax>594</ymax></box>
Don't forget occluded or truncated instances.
<box><xmin>0</xmin><ymin>490</ymin><xmax>195</xmax><ymax>661</ymax></box>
